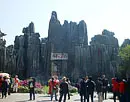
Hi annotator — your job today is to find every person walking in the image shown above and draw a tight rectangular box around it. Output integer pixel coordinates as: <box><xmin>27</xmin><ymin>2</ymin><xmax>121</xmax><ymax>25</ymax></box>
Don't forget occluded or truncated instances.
<box><xmin>49</xmin><ymin>77</ymin><xmax>58</xmax><ymax>101</ymax></box>
<box><xmin>96</xmin><ymin>77</ymin><xmax>103</xmax><ymax>102</ymax></box>
<box><xmin>86</xmin><ymin>76</ymin><xmax>96</xmax><ymax>102</ymax></box>
<box><xmin>102</xmin><ymin>75</ymin><xmax>108</xmax><ymax>100</ymax></box>
<box><xmin>54</xmin><ymin>76</ymin><xmax>59</xmax><ymax>100</ymax></box>
<box><xmin>59</xmin><ymin>76</ymin><xmax>69</xmax><ymax>102</ymax></box>
<box><xmin>66</xmin><ymin>78</ymin><xmax>70</xmax><ymax>100</ymax></box>
<box><xmin>126</xmin><ymin>77</ymin><xmax>130</xmax><ymax>102</ymax></box>
<box><xmin>112</xmin><ymin>77</ymin><xmax>120</xmax><ymax>102</ymax></box>
<box><xmin>1</xmin><ymin>76</ymin><xmax>8</xmax><ymax>98</ymax></box>
<box><xmin>119</xmin><ymin>79</ymin><xmax>126</xmax><ymax>102</ymax></box>
<box><xmin>79</xmin><ymin>77</ymin><xmax>87</xmax><ymax>102</ymax></box>
<box><xmin>13</xmin><ymin>75</ymin><xmax>19</xmax><ymax>92</ymax></box>
<box><xmin>28</xmin><ymin>77</ymin><xmax>35</xmax><ymax>100</ymax></box>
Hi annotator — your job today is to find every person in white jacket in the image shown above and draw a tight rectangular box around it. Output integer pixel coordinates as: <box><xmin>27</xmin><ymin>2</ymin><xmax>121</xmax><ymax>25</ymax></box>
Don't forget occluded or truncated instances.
<box><xmin>13</xmin><ymin>75</ymin><xmax>19</xmax><ymax>92</ymax></box>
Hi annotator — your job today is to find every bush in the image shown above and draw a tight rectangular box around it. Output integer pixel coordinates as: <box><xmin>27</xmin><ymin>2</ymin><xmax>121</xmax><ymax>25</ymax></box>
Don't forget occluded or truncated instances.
<box><xmin>18</xmin><ymin>86</ymin><xmax>29</xmax><ymax>93</ymax></box>
<box><xmin>43</xmin><ymin>85</ymin><xmax>49</xmax><ymax>94</ymax></box>
<box><xmin>35</xmin><ymin>88</ymin><xmax>44</xmax><ymax>94</ymax></box>
<box><xmin>69</xmin><ymin>87</ymin><xmax>78</xmax><ymax>93</ymax></box>
<box><xmin>18</xmin><ymin>79</ymin><xmax>44</xmax><ymax>94</ymax></box>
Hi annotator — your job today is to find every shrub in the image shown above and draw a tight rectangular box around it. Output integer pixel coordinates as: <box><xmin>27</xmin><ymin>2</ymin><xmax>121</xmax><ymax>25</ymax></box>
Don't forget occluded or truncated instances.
<box><xmin>19</xmin><ymin>80</ymin><xmax>28</xmax><ymax>86</ymax></box>
<box><xmin>35</xmin><ymin>82</ymin><xmax>43</xmax><ymax>89</ymax></box>
<box><xmin>43</xmin><ymin>85</ymin><xmax>49</xmax><ymax>94</ymax></box>
<box><xmin>18</xmin><ymin>79</ymin><xmax>44</xmax><ymax>94</ymax></box>
<box><xmin>18</xmin><ymin>86</ymin><xmax>29</xmax><ymax>93</ymax></box>
<box><xmin>35</xmin><ymin>88</ymin><xmax>44</xmax><ymax>94</ymax></box>
<box><xmin>69</xmin><ymin>87</ymin><xmax>78</xmax><ymax>93</ymax></box>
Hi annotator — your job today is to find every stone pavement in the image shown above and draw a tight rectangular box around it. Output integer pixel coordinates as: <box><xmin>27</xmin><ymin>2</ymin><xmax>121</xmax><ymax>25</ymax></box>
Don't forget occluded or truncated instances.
<box><xmin>0</xmin><ymin>93</ymin><xmax>119</xmax><ymax>102</ymax></box>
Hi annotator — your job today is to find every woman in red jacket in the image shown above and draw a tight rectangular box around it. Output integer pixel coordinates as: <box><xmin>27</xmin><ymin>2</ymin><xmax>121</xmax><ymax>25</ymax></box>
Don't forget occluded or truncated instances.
<box><xmin>48</xmin><ymin>77</ymin><xmax>58</xmax><ymax>101</ymax></box>
<box><xmin>119</xmin><ymin>79</ymin><xmax>126</xmax><ymax>102</ymax></box>
<box><xmin>112</xmin><ymin>78</ymin><xmax>120</xmax><ymax>102</ymax></box>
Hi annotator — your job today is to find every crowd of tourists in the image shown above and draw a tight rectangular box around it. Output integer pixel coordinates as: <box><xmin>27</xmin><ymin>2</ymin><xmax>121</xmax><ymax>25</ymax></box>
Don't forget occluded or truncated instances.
<box><xmin>111</xmin><ymin>77</ymin><xmax>130</xmax><ymax>102</ymax></box>
<box><xmin>48</xmin><ymin>75</ymin><xmax>130</xmax><ymax>102</ymax></box>
<box><xmin>0</xmin><ymin>74</ymin><xmax>37</xmax><ymax>101</ymax></box>
<box><xmin>1</xmin><ymin>73</ymin><xmax>130</xmax><ymax>102</ymax></box>
<box><xmin>78</xmin><ymin>75</ymin><xmax>130</xmax><ymax>102</ymax></box>
<box><xmin>48</xmin><ymin>75</ymin><xmax>108</xmax><ymax>102</ymax></box>
<box><xmin>78</xmin><ymin>75</ymin><xmax>108</xmax><ymax>102</ymax></box>
<box><xmin>0</xmin><ymin>74</ymin><xmax>19</xmax><ymax>99</ymax></box>
<box><xmin>48</xmin><ymin>76</ymin><xmax>70</xmax><ymax>102</ymax></box>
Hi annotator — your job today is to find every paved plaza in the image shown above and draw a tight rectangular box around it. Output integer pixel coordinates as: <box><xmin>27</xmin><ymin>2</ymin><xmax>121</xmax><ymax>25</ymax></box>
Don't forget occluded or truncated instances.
<box><xmin>0</xmin><ymin>93</ymin><xmax>119</xmax><ymax>102</ymax></box>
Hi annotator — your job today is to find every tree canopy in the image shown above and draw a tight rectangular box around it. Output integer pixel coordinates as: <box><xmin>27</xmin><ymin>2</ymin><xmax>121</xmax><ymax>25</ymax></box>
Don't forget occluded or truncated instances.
<box><xmin>119</xmin><ymin>45</ymin><xmax>130</xmax><ymax>77</ymax></box>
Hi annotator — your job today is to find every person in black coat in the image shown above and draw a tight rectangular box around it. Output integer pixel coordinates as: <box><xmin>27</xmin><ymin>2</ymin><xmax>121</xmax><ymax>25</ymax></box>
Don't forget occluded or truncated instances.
<box><xmin>79</xmin><ymin>77</ymin><xmax>87</xmax><ymax>102</ymax></box>
<box><xmin>126</xmin><ymin>78</ymin><xmax>130</xmax><ymax>102</ymax></box>
<box><xmin>28</xmin><ymin>77</ymin><xmax>35</xmax><ymax>100</ymax></box>
<box><xmin>86</xmin><ymin>76</ymin><xmax>96</xmax><ymax>102</ymax></box>
<box><xmin>96</xmin><ymin>77</ymin><xmax>103</xmax><ymax>102</ymax></box>
<box><xmin>66</xmin><ymin>78</ymin><xmax>70</xmax><ymax>100</ymax></box>
<box><xmin>59</xmin><ymin>77</ymin><xmax>69</xmax><ymax>102</ymax></box>
<box><xmin>1</xmin><ymin>76</ymin><xmax>8</xmax><ymax>98</ymax></box>
<box><xmin>102</xmin><ymin>75</ymin><xmax>108</xmax><ymax>100</ymax></box>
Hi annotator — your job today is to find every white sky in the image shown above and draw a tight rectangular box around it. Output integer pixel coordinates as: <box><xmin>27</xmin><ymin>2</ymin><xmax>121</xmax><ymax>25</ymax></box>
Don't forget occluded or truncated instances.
<box><xmin>0</xmin><ymin>0</ymin><xmax>130</xmax><ymax>46</ymax></box>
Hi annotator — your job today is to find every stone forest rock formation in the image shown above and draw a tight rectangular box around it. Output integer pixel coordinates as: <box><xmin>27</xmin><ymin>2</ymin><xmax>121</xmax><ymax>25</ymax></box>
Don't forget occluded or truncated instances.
<box><xmin>0</xmin><ymin>30</ymin><xmax>6</xmax><ymax>72</ymax></box>
<box><xmin>121</xmin><ymin>39</ymin><xmax>130</xmax><ymax>48</ymax></box>
<box><xmin>88</xmin><ymin>30</ymin><xmax>119</xmax><ymax>78</ymax></box>
<box><xmin>1</xmin><ymin>11</ymin><xmax>123</xmax><ymax>81</ymax></box>
<box><xmin>4</xmin><ymin>22</ymin><xmax>42</xmax><ymax>79</ymax></box>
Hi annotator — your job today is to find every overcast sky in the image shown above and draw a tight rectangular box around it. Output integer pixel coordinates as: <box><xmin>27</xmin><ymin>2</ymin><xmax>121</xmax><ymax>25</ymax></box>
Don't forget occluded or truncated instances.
<box><xmin>0</xmin><ymin>0</ymin><xmax>130</xmax><ymax>46</ymax></box>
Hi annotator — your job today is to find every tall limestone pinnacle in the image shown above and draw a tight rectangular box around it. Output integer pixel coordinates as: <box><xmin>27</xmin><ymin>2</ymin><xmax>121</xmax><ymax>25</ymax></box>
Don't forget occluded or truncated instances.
<box><xmin>48</xmin><ymin>11</ymin><xmax>88</xmax><ymax>49</ymax></box>
<box><xmin>51</xmin><ymin>11</ymin><xmax>58</xmax><ymax>21</ymax></box>
<box><xmin>22</xmin><ymin>22</ymin><xmax>35</xmax><ymax>35</ymax></box>
<box><xmin>47</xmin><ymin>11</ymin><xmax>88</xmax><ymax>77</ymax></box>
<box><xmin>12</xmin><ymin>22</ymin><xmax>41</xmax><ymax>78</ymax></box>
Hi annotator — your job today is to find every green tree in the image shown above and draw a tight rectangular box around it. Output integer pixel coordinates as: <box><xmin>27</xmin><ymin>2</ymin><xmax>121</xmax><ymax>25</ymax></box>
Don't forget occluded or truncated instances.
<box><xmin>119</xmin><ymin>45</ymin><xmax>130</xmax><ymax>78</ymax></box>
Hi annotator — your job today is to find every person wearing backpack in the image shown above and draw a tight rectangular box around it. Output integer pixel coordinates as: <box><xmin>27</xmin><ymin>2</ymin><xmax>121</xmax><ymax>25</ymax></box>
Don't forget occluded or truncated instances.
<box><xmin>28</xmin><ymin>77</ymin><xmax>35</xmax><ymax>100</ymax></box>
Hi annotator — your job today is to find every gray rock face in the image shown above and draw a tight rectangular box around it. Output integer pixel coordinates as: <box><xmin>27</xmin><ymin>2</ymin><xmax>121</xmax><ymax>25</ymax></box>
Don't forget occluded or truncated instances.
<box><xmin>0</xmin><ymin>30</ymin><xmax>6</xmax><ymax>72</ymax></box>
<box><xmin>3</xmin><ymin>11</ymin><xmax>120</xmax><ymax>81</ymax></box>
<box><xmin>88</xmin><ymin>29</ymin><xmax>119</xmax><ymax>78</ymax></box>
<box><xmin>5</xmin><ymin>45</ymin><xmax>15</xmax><ymax>74</ymax></box>
<box><xmin>15</xmin><ymin>35</ymin><xmax>25</xmax><ymax>76</ymax></box>
<box><xmin>121</xmin><ymin>39</ymin><xmax>130</xmax><ymax>47</ymax></box>
<box><xmin>12</xmin><ymin>22</ymin><xmax>41</xmax><ymax>79</ymax></box>
<box><xmin>40</xmin><ymin>38</ymin><xmax>48</xmax><ymax>76</ymax></box>
<box><xmin>47</xmin><ymin>13</ymin><xmax>119</xmax><ymax>80</ymax></box>
<box><xmin>47</xmin><ymin>11</ymin><xmax>88</xmax><ymax>80</ymax></box>
<box><xmin>90</xmin><ymin>29</ymin><xmax>118</xmax><ymax>47</ymax></box>
<box><xmin>26</xmin><ymin>33</ymin><xmax>40</xmax><ymax>77</ymax></box>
